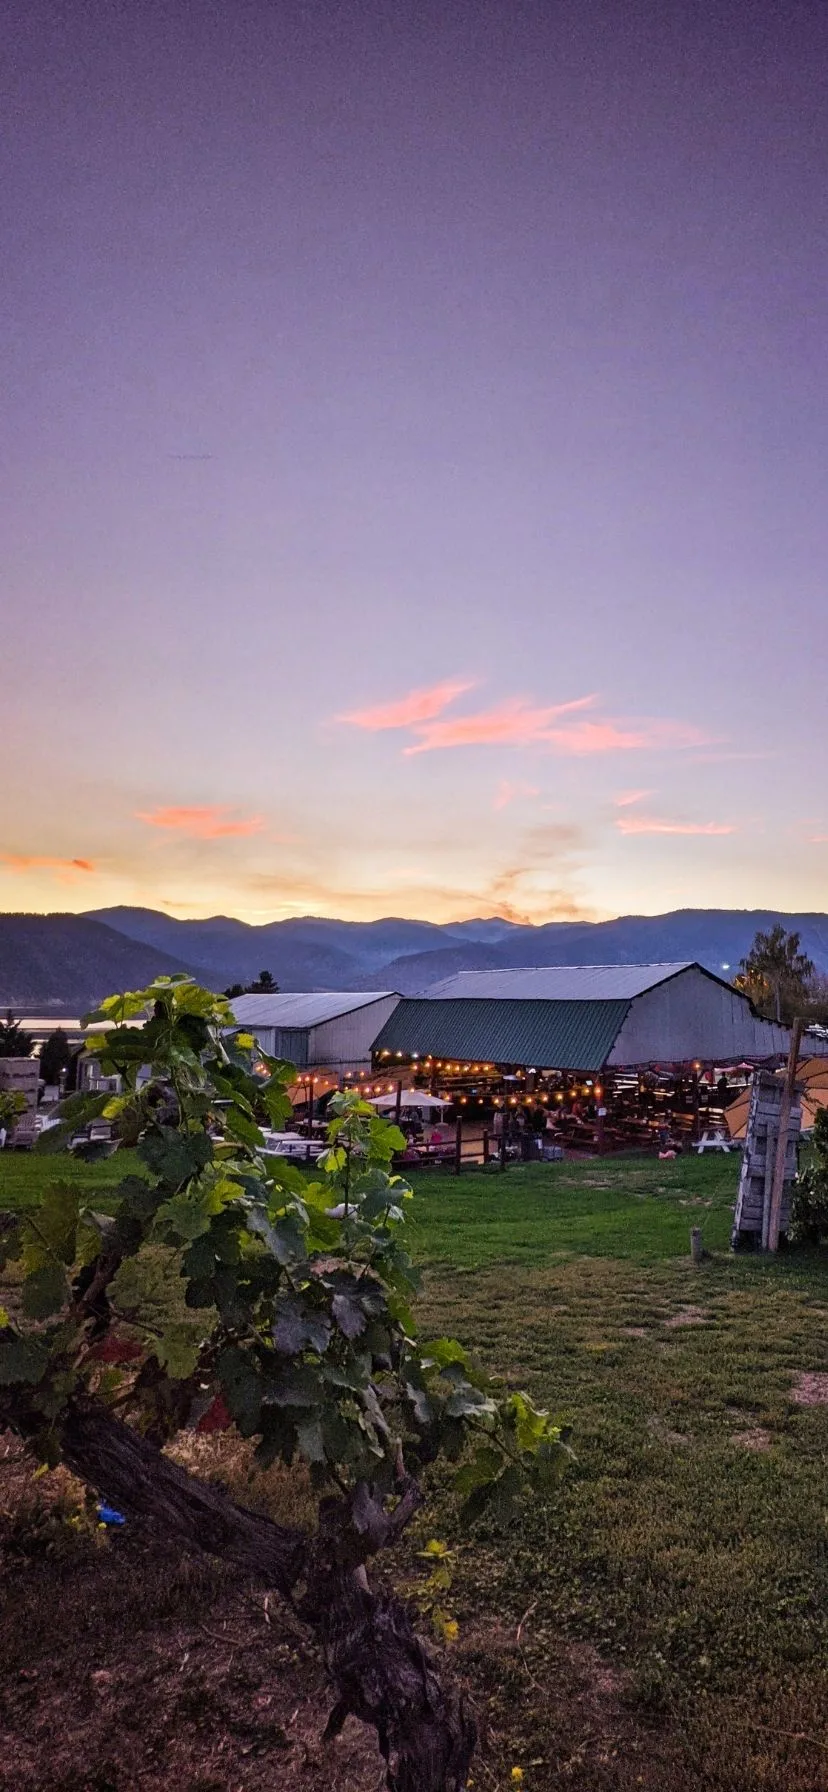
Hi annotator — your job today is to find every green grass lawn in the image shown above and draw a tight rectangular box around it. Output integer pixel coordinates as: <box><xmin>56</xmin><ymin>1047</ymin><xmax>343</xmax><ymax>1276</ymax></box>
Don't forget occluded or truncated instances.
<box><xmin>406</xmin><ymin>1154</ymin><xmax>828</xmax><ymax>1789</ymax></box>
<box><xmin>0</xmin><ymin>1147</ymin><xmax>145</xmax><ymax>1209</ymax></box>
<box><xmin>5</xmin><ymin>1145</ymin><xmax>828</xmax><ymax>1788</ymax></box>
<box><xmin>407</xmin><ymin>1151</ymin><xmax>740</xmax><ymax>1265</ymax></box>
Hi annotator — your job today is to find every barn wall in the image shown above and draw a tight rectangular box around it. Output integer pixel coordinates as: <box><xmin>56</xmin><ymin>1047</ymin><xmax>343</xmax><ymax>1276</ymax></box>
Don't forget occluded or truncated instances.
<box><xmin>309</xmin><ymin>996</ymin><xmax>401</xmax><ymax>1070</ymax></box>
<box><xmin>608</xmin><ymin>969</ymin><xmax>793</xmax><ymax>1066</ymax></box>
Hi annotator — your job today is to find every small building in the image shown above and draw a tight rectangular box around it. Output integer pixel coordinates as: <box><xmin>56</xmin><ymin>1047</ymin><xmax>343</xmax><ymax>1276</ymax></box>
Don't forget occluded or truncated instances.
<box><xmin>0</xmin><ymin>1057</ymin><xmax>40</xmax><ymax>1148</ymax></box>
<box><xmin>230</xmin><ymin>991</ymin><xmax>401</xmax><ymax>1094</ymax></box>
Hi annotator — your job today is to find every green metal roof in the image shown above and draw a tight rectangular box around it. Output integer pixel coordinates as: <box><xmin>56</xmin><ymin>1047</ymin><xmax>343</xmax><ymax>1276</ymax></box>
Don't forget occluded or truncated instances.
<box><xmin>372</xmin><ymin>997</ymin><xmax>631</xmax><ymax>1074</ymax></box>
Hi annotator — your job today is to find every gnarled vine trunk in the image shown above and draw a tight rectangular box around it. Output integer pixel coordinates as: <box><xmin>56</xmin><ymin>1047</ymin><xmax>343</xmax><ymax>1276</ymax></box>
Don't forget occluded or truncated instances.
<box><xmin>26</xmin><ymin>1397</ymin><xmax>476</xmax><ymax>1792</ymax></box>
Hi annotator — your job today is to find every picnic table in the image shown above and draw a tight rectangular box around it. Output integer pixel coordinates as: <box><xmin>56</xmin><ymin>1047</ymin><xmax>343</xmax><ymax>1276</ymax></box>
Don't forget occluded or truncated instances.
<box><xmin>693</xmin><ymin>1128</ymin><xmax>736</xmax><ymax>1154</ymax></box>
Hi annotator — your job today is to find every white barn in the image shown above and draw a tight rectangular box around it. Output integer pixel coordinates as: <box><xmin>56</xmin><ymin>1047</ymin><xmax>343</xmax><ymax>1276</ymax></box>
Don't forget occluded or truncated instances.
<box><xmin>230</xmin><ymin>991</ymin><xmax>401</xmax><ymax>1077</ymax></box>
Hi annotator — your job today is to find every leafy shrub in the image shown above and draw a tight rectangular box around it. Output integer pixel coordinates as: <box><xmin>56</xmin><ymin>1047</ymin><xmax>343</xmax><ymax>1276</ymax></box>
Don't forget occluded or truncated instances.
<box><xmin>790</xmin><ymin>1110</ymin><xmax>828</xmax><ymax>1243</ymax></box>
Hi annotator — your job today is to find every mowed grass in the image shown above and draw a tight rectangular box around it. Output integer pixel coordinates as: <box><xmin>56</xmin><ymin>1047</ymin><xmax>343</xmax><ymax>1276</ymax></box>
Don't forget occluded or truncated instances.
<box><xmin>0</xmin><ymin>1147</ymin><xmax>145</xmax><ymax>1209</ymax></box>
<box><xmin>407</xmin><ymin>1151</ymin><xmax>739</xmax><ymax>1265</ymax></box>
<box><xmin>5</xmin><ymin>1146</ymin><xmax>828</xmax><ymax>1787</ymax></box>
<box><xmin>405</xmin><ymin>1154</ymin><xmax>828</xmax><ymax>1789</ymax></box>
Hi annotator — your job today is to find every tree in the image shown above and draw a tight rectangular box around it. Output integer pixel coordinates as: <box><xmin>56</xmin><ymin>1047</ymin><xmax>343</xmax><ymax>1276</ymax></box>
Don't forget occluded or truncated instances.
<box><xmin>224</xmin><ymin>972</ymin><xmax>279</xmax><ymax>998</ymax></box>
<box><xmin>0</xmin><ymin>977</ymin><xmax>564</xmax><ymax>1789</ymax></box>
<box><xmin>0</xmin><ymin>1010</ymin><xmax>32</xmax><ymax>1058</ymax></box>
<box><xmin>735</xmin><ymin>926</ymin><xmax>815</xmax><ymax>1023</ymax></box>
<box><xmin>39</xmin><ymin>1028</ymin><xmax>73</xmax><ymax>1087</ymax></box>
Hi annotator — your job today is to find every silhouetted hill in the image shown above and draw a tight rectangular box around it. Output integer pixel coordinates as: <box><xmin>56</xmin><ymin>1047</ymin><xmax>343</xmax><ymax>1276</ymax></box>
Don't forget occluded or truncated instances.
<box><xmin>6</xmin><ymin>906</ymin><xmax>828</xmax><ymax>1009</ymax></box>
<box><xmin>86</xmin><ymin>908</ymin><xmax>461</xmax><ymax>990</ymax></box>
<box><xmin>88</xmin><ymin>906</ymin><xmax>828</xmax><ymax>990</ymax></box>
<box><xmin>0</xmin><ymin>914</ymin><xmax>210</xmax><ymax>1012</ymax></box>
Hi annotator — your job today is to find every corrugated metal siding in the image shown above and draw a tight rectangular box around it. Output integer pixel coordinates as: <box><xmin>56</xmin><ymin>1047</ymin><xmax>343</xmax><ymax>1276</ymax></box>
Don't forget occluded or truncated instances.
<box><xmin>371</xmin><ymin>998</ymin><xmax>630</xmax><ymax>1072</ymax></box>
<box><xmin>310</xmin><ymin>995</ymin><xmax>402</xmax><ymax>1069</ymax></box>
<box><xmin>427</xmin><ymin>963</ymin><xmax>693</xmax><ymax>1001</ymax></box>
<box><xmin>608</xmin><ymin>971</ymin><xmax>800</xmax><ymax>1065</ymax></box>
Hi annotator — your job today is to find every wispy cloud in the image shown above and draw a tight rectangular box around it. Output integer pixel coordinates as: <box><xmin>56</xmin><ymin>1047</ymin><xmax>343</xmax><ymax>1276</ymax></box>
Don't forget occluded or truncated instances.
<box><xmin>493</xmin><ymin>778</ymin><xmax>541</xmax><ymax>811</ymax></box>
<box><xmin>1</xmin><ymin>854</ymin><xmax>95</xmax><ymax>879</ymax></box>
<box><xmin>404</xmin><ymin>695</ymin><xmax>598</xmax><ymax>754</ymax></box>
<box><xmin>616</xmin><ymin>815</ymin><xmax>735</xmax><ymax>837</ymax></box>
<box><xmin>339</xmin><ymin>680</ymin><xmax>710</xmax><ymax>758</ymax></box>
<box><xmin>136</xmin><ymin>806</ymin><xmax>265</xmax><ymax>839</ymax></box>
<box><xmin>614</xmin><ymin>788</ymin><xmax>654</xmax><ymax>808</ymax></box>
<box><xmin>338</xmin><ymin>678</ymin><xmax>476</xmax><ymax>732</ymax></box>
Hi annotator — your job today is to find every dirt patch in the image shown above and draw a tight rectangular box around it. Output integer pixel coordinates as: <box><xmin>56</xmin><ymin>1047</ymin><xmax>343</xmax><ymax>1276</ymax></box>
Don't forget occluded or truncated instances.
<box><xmin>730</xmin><ymin>1428</ymin><xmax>772</xmax><ymax>1451</ymax></box>
<box><xmin>791</xmin><ymin>1371</ymin><xmax>828</xmax><ymax>1406</ymax></box>
<box><xmin>647</xmin><ymin>1416</ymin><xmax>692</xmax><ymax>1447</ymax></box>
<box><xmin>663</xmin><ymin>1307</ymin><xmax>711</xmax><ymax>1329</ymax></box>
<box><xmin>0</xmin><ymin>1433</ymin><xmax>384</xmax><ymax>1792</ymax></box>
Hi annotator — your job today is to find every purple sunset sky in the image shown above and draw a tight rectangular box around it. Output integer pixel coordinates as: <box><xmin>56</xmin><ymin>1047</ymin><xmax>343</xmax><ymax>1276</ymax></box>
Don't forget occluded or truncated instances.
<box><xmin>3</xmin><ymin>0</ymin><xmax>827</xmax><ymax>924</ymax></box>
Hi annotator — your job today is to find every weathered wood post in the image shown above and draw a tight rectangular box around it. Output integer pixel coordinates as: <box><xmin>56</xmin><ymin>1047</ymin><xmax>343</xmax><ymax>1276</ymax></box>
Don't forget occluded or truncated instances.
<box><xmin>394</xmin><ymin>1079</ymin><xmax>403</xmax><ymax>1128</ymax></box>
<box><xmin>500</xmin><ymin>1120</ymin><xmax>508</xmax><ymax>1172</ymax></box>
<box><xmin>691</xmin><ymin>1068</ymin><xmax>701</xmax><ymax>1142</ymax></box>
<box><xmin>690</xmin><ymin>1227</ymin><xmax>704</xmax><ymax>1265</ymax></box>
<box><xmin>596</xmin><ymin>1107</ymin><xmax>606</xmax><ymax>1155</ymax></box>
<box><xmin>482</xmin><ymin>1127</ymin><xmax>490</xmax><ymax>1165</ymax></box>
<box><xmin>768</xmin><ymin>1017</ymin><xmax>804</xmax><ymax>1253</ymax></box>
<box><xmin>454</xmin><ymin>1117</ymin><xmax>463</xmax><ymax>1176</ymax></box>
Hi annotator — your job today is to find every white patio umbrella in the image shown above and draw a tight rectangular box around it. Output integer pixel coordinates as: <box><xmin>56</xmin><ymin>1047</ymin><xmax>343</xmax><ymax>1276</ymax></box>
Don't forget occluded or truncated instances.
<box><xmin>368</xmin><ymin>1090</ymin><xmax>452</xmax><ymax>1112</ymax></box>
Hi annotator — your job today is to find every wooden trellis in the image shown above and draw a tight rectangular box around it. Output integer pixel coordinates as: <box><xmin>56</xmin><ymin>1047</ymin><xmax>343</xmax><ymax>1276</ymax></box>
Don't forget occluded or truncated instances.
<box><xmin>731</xmin><ymin>1069</ymin><xmax>803</xmax><ymax>1249</ymax></box>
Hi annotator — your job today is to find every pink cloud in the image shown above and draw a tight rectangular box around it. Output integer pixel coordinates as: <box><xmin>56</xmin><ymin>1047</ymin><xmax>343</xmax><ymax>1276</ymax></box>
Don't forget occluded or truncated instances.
<box><xmin>339</xmin><ymin>678</ymin><xmax>712</xmax><ymax>760</ymax></box>
<box><xmin>546</xmin><ymin>719</ymin><xmax>708</xmax><ymax>756</ymax></box>
<box><xmin>339</xmin><ymin>678</ymin><xmax>476</xmax><ymax>732</ymax></box>
<box><xmin>404</xmin><ymin>695</ymin><xmax>598</xmax><ymax>755</ymax></box>
<box><xmin>137</xmin><ymin>806</ymin><xmax>265</xmax><ymax>839</ymax></box>
<box><xmin>614</xmin><ymin>788</ymin><xmax>654</xmax><ymax>808</ymax></box>
<box><xmin>1</xmin><ymin>854</ymin><xmax>96</xmax><ymax>880</ymax></box>
<box><xmin>407</xmin><ymin>704</ymin><xmax>707</xmax><ymax>757</ymax></box>
<box><xmin>493</xmin><ymin>779</ymin><xmax>541</xmax><ymax>811</ymax></box>
<box><xmin>616</xmin><ymin>815</ymin><xmax>735</xmax><ymax>837</ymax></box>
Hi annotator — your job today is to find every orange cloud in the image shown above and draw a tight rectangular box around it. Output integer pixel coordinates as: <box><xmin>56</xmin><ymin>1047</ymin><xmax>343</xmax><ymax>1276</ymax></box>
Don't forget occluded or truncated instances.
<box><xmin>339</xmin><ymin>678</ymin><xmax>476</xmax><ymax>732</ymax></box>
<box><xmin>404</xmin><ymin>695</ymin><xmax>597</xmax><ymax>754</ymax></box>
<box><xmin>493</xmin><ymin>779</ymin><xmax>541</xmax><ymax>811</ymax></box>
<box><xmin>1</xmin><ymin>854</ymin><xmax>95</xmax><ymax>880</ymax></box>
<box><xmin>136</xmin><ymin>806</ymin><xmax>265</xmax><ymax>839</ymax></box>
<box><xmin>616</xmin><ymin>815</ymin><xmax>734</xmax><ymax>837</ymax></box>
<box><xmin>614</xmin><ymin>788</ymin><xmax>654</xmax><ymax>808</ymax></box>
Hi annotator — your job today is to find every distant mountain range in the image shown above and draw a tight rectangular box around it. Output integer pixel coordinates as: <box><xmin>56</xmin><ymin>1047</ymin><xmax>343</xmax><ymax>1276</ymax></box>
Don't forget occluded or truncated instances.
<box><xmin>3</xmin><ymin>905</ymin><xmax>828</xmax><ymax>1013</ymax></box>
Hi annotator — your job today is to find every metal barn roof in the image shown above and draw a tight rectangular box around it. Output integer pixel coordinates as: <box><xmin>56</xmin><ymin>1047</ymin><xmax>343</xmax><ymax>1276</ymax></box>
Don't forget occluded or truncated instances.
<box><xmin>373</xmin><ymin>997</ymin><xmax>631</xmax><ymax>1073</ymax></box>
<box><xmin>230</xmin><ymin>991</ymin><xmax>397</xmax><ymax>1030</ymax></box>
<box><xmin>426</xmin><ymin>963</ymin><xmax>695</xmax><ymax>1001</ymax></box>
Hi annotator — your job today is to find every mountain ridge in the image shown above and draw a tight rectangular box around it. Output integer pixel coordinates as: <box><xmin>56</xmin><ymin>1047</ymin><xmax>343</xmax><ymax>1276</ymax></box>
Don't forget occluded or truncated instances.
<box><xmin>2</xmin><ymin>905</ymin><xmax>828</xmax><ymax>1007</ymax></box>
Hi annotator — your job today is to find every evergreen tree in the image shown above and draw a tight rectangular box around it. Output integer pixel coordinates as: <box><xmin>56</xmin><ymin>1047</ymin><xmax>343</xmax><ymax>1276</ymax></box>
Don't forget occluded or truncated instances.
<box><xmin>0</xmin><ymin>1010</ymin><xmax>33</xmax><ymax>1058</ymax></box>
<box><xmin>39</xmin><ymin>1028</ymin><xmax>73</xmax><ymax>1086</ymax></box>
<box><xmin>248</xmin><ymin>970</ymin><xmax>278</xmax><ymax>993</ymax></box>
